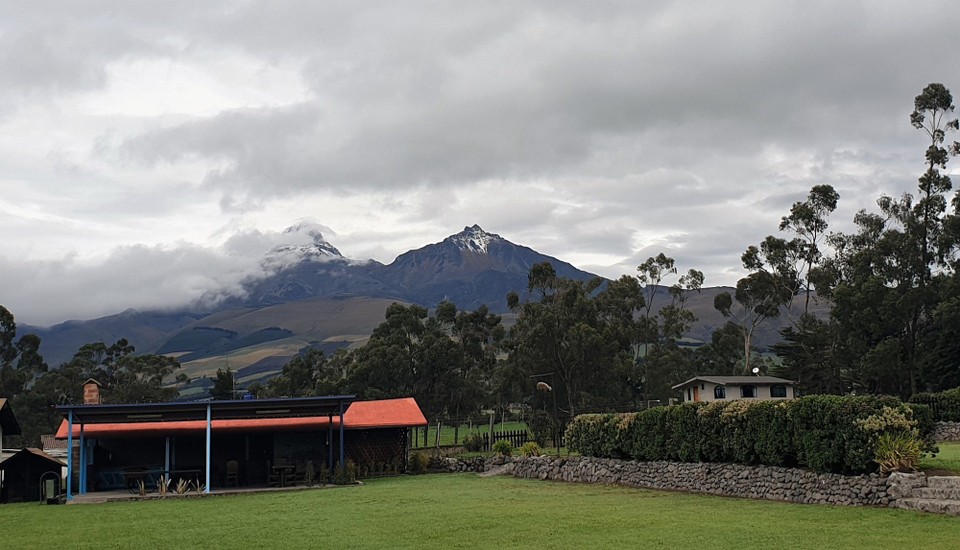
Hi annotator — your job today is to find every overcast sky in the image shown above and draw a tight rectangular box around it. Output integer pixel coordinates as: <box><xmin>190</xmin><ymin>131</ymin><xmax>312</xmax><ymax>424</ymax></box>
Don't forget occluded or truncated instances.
<box><xmin>1</xmin><ymin>2</ymin><xmax>959</xmax><ymax>326</ymax></box>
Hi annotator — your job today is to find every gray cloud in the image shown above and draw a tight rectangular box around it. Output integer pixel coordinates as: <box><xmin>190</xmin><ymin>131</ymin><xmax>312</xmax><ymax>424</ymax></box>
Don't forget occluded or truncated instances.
<box><xmin>1</xmin><ymin>1</ymin><xmax>959</xmax><ymax>325</ymax></box>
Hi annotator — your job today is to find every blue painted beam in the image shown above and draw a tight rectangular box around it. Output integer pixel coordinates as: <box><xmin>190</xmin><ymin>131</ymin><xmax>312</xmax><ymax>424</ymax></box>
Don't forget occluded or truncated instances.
<box><xmin>66</xmin><ymin>411</ymin><xmax>73</xmax><ymax>500</ymax></box>
<box><xmin>205</xmin><ymin>404</ymin><xmax>211</xmax><ymax>493</ymax></box>
<box><xmin>339</xmin><ymin>402</ymin><xmax>345</xmax><ymax>469</ymax></box>
<box><xmin>327</xmin><ymin>414</ymin><xmax>333</xmax><ymax>483</ymax></box>
<box><xmin>78</xmin><ymin>424</ymin><xmax>86</xmax><ymax>495</ymax></box>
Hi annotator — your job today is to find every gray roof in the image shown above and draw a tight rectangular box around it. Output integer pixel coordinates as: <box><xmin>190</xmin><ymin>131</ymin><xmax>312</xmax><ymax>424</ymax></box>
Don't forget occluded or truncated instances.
<box><xmin>671</xmin><ymin>376</ymin><xmax>796</xmax><ymax>390</ymax></box>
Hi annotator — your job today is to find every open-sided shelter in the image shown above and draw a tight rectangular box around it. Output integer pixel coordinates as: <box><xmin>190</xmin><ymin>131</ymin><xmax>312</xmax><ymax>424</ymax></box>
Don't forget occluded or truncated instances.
<box><xmin>56</xmin><ymin>396</ymin><xmax>427</xmax><ymax>500</ymax></box>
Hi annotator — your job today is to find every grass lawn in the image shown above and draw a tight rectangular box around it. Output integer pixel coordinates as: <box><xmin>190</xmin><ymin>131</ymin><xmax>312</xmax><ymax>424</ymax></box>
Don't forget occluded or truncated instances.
<box><xmin>2</xmin><ymin>474</ymin><xmax>958</xmax><ymax>549</ymax></box>
<box><xmin>922</xmin><ymin>441</ymin><xmax>960</xmax><ymax>474</ymax></box>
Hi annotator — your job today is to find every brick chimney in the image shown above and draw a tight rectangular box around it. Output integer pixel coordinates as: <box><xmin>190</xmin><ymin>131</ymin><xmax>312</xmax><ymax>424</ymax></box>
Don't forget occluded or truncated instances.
<box><xmin>83</xmin><ymin>379</ymin><xmax>102</xmax><ymax>405</ymax></box>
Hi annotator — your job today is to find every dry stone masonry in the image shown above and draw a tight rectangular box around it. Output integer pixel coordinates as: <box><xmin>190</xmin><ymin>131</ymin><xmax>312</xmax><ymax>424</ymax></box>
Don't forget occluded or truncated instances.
<box><xmin>431</xmin><ymin>455</ymin><xmax>960</xmax><ymax>515</ymax></box>
<box><xmin>934</xmin><ymin>421</ymin><xmax>960</xmax><ymax>441</ymax></box>
<box><xmin>509</xmin><ymin>456</ymin><xmax>890</xmax><ymax>506</ymax></box>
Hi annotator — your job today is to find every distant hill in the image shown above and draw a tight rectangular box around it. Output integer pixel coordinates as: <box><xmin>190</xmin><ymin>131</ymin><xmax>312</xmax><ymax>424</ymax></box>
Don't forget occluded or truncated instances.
<box><xmin>23</xmin><ymin>224</ymin><xmax>826</xmax><ymax>385</ymax></box>
<box><xmin>26</xmin><ymin>225</ymin><xmax>599</xmax><ymax>373</ymax></box>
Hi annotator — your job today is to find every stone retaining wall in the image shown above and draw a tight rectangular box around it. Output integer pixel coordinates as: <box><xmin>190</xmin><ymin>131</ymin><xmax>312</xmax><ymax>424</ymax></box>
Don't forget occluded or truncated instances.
<box><xmin>935</xmin><ymin>421</ymin><xmax>960</xmax><ymax>441</ymax></box>
<box><xmin>434</xmin><ymin>455</ymin><xmax>898</xmax><ymax>507</ymax></box>
<box><xmin>511</xmin><ymin>456</ymin><xmax>891</xmax><ymax>506</ymax></box>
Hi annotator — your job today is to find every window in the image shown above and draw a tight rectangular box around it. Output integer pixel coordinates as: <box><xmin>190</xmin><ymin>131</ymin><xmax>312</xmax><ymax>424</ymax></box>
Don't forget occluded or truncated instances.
<box><xmin>771</xmin><ymin>385</ymin><xmax>787</xmax><ymax>398</ymax></box>
<box><xmin>687</xmin><ymin>388</ymin><xmax>692</xmax><ymax>401</ymax></box>
<box><xmin>741</xmin><ymin>385</ymin><xmax>757</xmax><ymax>398</ymax></box>
<box><xmin>714</xmin><ymin>386</ymin><xmax>726</xmax><ymax>399</ymax></box>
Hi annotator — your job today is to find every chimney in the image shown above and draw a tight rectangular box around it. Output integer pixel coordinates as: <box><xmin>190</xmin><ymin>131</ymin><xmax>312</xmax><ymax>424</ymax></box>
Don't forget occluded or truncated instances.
<box><xmin>83</xmin><ymin>379</ymin><xmax>102</xmax><ymax>405</ymax></box>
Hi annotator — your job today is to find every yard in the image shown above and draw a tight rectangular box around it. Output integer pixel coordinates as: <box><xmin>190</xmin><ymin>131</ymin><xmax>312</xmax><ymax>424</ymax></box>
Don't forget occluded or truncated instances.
<box><xmin>1</xmin><ymin>474</ymin><xmax>957</xmax><ymax>549</ymax></box>
<box><xmin>922</xmin><ymin>441</ymin><xmax>960</xmax><ymax>474</ymax></box>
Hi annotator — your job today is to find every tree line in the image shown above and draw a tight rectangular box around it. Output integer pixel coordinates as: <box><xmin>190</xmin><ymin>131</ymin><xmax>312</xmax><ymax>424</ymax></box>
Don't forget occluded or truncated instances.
<box><xmin>2</xmin><ymin>83</ymin><xmax>958</xmax><ymax>444</ymax></box>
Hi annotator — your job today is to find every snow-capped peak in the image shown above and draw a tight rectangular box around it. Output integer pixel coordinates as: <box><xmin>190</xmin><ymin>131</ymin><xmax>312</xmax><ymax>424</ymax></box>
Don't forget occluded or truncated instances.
<box><xmin>447</xmin><ymin>224</ymin><xmax>501</xmax><ymax>254</ymax></box>
<box><xmin>263</xmin><ymin>223</ymin><xmax>344</xmax><ymax>271</ymax></box>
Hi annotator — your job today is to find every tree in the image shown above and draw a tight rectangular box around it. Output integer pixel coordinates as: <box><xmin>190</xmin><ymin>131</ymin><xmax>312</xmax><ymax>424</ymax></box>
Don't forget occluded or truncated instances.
<box><xmin>714</xmin><ymin>269</ymin><xmax>793</xmax><ymax>374</ymax></box>
<box><xmin>263</xmin><ymin>347</ymin><xmax>328</xmax><ymax>398</ymax></box>
<box><xmin>210</xmin><ymin>367</ymin><xmax>236</xmax><ymax>400</ymax></box>
<box><xmin>508</xmin><ymin>263</ymin><xmax>640</xmax><ymax>417</ymax></box>
<box><xmin>815</xmin><ymin>83</ymin><xmax>960</xmax><ymax>397</ymax></box>
<box><xmin>620</xmin><ymin>254</ymin><xmax>703</xmax><ymax>402</ymax></box>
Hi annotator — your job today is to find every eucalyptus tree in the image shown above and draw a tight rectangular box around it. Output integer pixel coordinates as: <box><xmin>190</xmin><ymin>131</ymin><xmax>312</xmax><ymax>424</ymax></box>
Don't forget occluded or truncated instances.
<box><xmin>507</xmin><ymin>263</ymin><xmax>622</xmax><ymax>417</ymax></box>
<box><xmin>816</xmin><ymin>83</ymin><xmax>959</xmax><ymax>396</ymax></box>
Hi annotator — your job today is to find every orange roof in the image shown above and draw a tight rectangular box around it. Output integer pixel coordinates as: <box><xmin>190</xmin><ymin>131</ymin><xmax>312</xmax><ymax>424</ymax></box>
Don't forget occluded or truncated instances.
<box><xmin>344</xmin><ymin>397</ymin><xmax>428</xmax><ymax>429</ymax></box>
<box><xmin>56</xmin><ymin>397</ymin><xmax>427</xmax><ymax>439</ymax></box>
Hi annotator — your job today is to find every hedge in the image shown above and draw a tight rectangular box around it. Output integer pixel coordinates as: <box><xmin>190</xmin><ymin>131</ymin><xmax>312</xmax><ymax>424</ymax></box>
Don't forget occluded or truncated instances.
<box><xmin>566</xmin><ymin>395</ymin><xmax>935</xmax><ymax>475</ymax></box>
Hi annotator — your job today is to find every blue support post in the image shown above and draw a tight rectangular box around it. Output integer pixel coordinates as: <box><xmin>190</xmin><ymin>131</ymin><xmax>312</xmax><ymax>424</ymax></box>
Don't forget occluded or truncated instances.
<box><xmin>339</xmin><ymin>403</ymin><xmax>345</xmax><ymax>469</ymax></box>
<box><xmin>78</xmin><ymin>424</ymin><xmax>86</xmax><ymax>495</ymax></box>
<box><xmin>327</xmin><ymin>414</ymin><xmax>333</xmax><ymax>482</ymax></box>
<box><xmin>66</xmin><ymin>411</ymin><xmax>73</xmax><ymax>501</ymax></box>
<box><xmin>164</xmin><ymin>436</ymin><xmax>171</xmax><ymax>477</ymax></box>
<box><xmin>205</xmin><ymin>404</ymin><xmax>211</xmax><ymax>493</ymax></box>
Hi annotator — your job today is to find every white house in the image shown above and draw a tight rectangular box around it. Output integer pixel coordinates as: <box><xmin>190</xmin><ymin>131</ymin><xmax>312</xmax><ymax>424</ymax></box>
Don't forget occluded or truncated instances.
<box><xmin>672</xmin><ymin>376</ymin><xmax>797</xmax><ymax>403</ymax></box>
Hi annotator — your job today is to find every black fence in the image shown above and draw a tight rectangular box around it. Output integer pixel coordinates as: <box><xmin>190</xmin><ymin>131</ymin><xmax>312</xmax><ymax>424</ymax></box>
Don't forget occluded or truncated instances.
<box><xmin>910</xmin><ymin>394</ymin><xmax>960</xmax><ymax>422</ymax></box>
<box><xmin>485</xmin><ymin>429</ymin><xmax>529</xmax><ymax>451</ymax></box>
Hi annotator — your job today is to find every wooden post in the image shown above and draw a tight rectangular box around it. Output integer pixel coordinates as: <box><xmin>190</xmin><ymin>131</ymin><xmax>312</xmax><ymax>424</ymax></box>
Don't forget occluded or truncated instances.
<box><xmin>488</xmin><ymin>411</ymin><xmax>495</xmax><ymax>450</ymax></box>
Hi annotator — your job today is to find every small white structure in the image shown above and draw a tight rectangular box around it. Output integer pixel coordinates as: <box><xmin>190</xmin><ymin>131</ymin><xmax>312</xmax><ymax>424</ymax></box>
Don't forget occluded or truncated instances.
<box><xmin>672</xmin><ymin>376</ymin><xmax>797</xmax><ymax>403</ymax></box>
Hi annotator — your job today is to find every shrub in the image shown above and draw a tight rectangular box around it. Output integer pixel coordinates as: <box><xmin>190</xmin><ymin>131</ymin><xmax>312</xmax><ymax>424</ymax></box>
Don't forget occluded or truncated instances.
<box><xmin>407</xmin><ymin>451</ymin><xmax>429</xmax><ymax>474</ymax></box>
<box><xmin>492</xmin><ymin>439</ymin><xmax>513</xmax><ymax>456</ymax></box>
<box><xmin>519</xmin><ymin>442</ymin><xmax>542</xmax><ymax>457</ymax></box>
<box><xmin>874</xmin><ymin>431</ymin><xmax>923</xmax><ymax>474</ymax></box>
<box><xmin>567</xmin><ymin>394</ymin><xmax>936</xmax><ymax>475</ymax></box>
<box><xmin>527</xmin><ymin>410</ymin><xmax>555</xmax><ymax>446</ymax></box>
<box><xmin>462</xmin><ymin>432</ymin><xmax>486</xmax><ymax>452</ymax></box>
<box><xmin>334</xmin><ymin>460</ymin><xmax>357</xmax><ymax>484</ymax></box>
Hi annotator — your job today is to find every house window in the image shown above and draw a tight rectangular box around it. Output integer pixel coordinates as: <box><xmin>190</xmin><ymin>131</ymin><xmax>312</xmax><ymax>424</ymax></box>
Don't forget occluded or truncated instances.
<box><xmin>714</xmin><ymin>386</ymin><xmax>726</xmax><ymax>399</ymax></box>
<box><xmin>687</xmin><ymin>388</ymin><xmax>692</xmax><ymax>401</ymax></box>
<box><xmin>741</xmin><ymin>385</ymin><xmax>757</xmax><ymax>398</ymax></box>
<box><xmin>771</xmin><ymin>385</ymin><xmax>787</xmax><ymax>398</ymax></box>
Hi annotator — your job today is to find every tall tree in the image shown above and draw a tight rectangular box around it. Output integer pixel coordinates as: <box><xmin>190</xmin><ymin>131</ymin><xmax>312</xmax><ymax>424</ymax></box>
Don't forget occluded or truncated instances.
<box><xmin>817</xmin><ymin>83</ymin><xmax>959</xmax><ymax>397</ymax></box>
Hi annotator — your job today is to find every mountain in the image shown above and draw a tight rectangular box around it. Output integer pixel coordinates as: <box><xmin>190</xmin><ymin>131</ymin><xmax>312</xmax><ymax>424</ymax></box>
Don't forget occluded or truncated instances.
<box><xmin>238</xmin><ymin>224</ymin><xmax>598</xmax><ymax>311</ymax></box>
<box><xmin>27</xmin><ymin>224</ymin><xmax>600</xmax><ymax>369</ymax></box>
<box><xmin>370</xmin><ymin>225</ymin><xmax>598</xmax><ymax>311</ymax></box>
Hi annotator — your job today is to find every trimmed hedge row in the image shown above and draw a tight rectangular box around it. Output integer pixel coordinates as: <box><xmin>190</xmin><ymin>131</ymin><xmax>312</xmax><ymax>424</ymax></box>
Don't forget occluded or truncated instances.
<box><xmin>566</xmin><ymin>395</ymin><xmax>935</xmax><ymax>475</ymax></box>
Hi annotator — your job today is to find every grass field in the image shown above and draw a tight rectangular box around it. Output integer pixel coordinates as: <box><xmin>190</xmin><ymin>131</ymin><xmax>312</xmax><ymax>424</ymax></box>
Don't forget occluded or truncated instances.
<box><xmin>1</xmin><ymin>474</ymin><xmax>957</xmax><ymax>549</ymax></box>
<box><xmin>922</xmin><ymin>441</ymin><xmax>960</xmax><ymax>473</ymax></box>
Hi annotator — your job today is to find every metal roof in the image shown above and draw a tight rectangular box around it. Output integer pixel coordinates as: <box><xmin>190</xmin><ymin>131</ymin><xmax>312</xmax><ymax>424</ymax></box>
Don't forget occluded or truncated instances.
<box><xmin>55</xmin><ymin>395</ymin><xmax>355</xmax><ymax>424</ymax></box>
<box><xmin>671</xmin><ymin>376</ymin><xmax>796</xmax><ymax>390</ymax></box>
<box><xmin>0</xmin><ymin>398</ymin><xmax>22</xmax><ymax>436</ymax></box>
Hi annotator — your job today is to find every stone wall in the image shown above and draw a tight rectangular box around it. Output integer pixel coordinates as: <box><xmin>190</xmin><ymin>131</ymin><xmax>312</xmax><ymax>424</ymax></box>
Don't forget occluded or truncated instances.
<box><xmin>935</xmin><ymin>421</ymin><xmax>960</xmax><ymax>441</ymax></box>
<box><xmin>434</xmin><ymin>455</ymin><xmax>898</xmax><ymax>507</ymax></box>
<box><xmin>510</xmin><ymin>456</ymin><xmax>891</xmax><ymax>506</ymax></box>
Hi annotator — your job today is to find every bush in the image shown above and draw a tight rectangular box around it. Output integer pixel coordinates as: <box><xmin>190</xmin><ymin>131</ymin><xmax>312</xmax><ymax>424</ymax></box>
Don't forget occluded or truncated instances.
<box><xmin>462</xmin><ymin>432</ymin><xmax>486</xmax><ymax>452</ymax></box>
<box><xmin>492</xmin><ymin>439</ymin><xmax>513</xmax><ymax>456</ymax></box>
<box><xmin>527</xmin><ymin>410</ymin><xmax>555</xmax><ymax>446</ymax></box>
<box><xmin>519</xmin><ymin>442</ymin><xmax>542</xmax><ymax>457</ymax></box>
<box><xmin>565</xmin><ymin>394</ymin><xmax>934</xmax><ymax>475</ymax></box>
<box><xmin>334</xmin><ymin>460</ymin><xmax>357</xmax><ymax>484</ymax></box>
<box><xmin>874</xmin><ymin>431</ymin><xmax>923</xmax><ymax>474</ymax></box>
<box><xmin>407</xmin><ymin>451</ymin><xmax>429</xmax><ymax>474</ymax></box>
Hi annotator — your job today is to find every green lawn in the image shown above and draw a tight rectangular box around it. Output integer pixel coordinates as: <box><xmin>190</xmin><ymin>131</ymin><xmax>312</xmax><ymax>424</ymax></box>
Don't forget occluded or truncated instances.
<box><xmin>1</xmin><ymin>474</ymin><xmax>957</xmax><ymax>549</ymax></box>
<box><xmin>922</xmin><ymin>441</ymin><xmax>960</xmax><ymax>473</ymax></box>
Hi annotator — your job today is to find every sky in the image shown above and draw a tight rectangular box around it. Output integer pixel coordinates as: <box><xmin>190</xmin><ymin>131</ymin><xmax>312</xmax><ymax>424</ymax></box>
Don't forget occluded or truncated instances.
<box><xmin>1</xmin><ymin>1</ymin><xmax>959</xmax><ymax>326</ymax></box>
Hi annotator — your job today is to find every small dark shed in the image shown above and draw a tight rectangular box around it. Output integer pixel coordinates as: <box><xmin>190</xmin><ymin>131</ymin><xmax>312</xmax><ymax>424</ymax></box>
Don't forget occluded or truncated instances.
<box><xmin>0</xmin><ymin>448</ymin><xmax>64</xmax><ymax>503</ymax></box>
